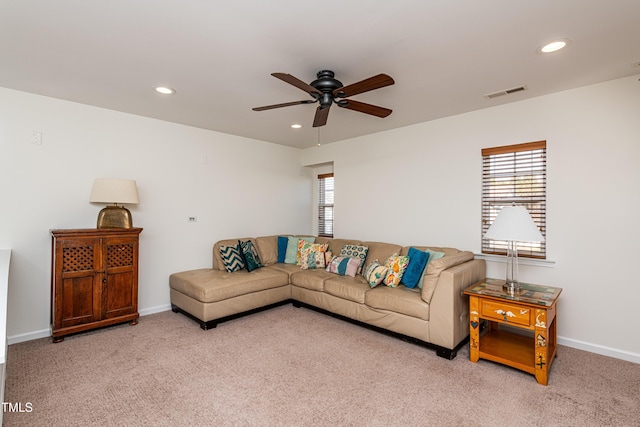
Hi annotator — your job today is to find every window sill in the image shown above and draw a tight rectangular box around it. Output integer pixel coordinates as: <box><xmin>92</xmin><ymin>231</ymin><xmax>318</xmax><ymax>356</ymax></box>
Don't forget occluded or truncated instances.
<box><xmin>473</xmin><ymin>253</ymin><xmax>556</xmax><ymax>268</ymax></box>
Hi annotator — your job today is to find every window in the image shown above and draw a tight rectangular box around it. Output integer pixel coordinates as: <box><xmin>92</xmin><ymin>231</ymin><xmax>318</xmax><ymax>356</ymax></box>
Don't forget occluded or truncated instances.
<box><xmin>318</xmin><ymin>173</ymin><xmax>334</xmax><ymax>237</ymax></box>
<box><xmin>482</xmin><ymin>141</ymin><xmax>546</xmax><ymax>258</ymax></box>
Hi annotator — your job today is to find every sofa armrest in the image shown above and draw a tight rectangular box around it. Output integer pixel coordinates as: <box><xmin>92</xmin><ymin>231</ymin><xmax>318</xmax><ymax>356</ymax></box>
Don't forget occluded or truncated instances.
<box><xmin>427</xmin><ymin>258</ymin><xmax>486</xmax><ymax>349</ymax></box>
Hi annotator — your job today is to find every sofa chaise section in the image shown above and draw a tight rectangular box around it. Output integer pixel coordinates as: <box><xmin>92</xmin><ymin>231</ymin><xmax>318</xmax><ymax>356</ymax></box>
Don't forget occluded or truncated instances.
<box><xmin>170</xmin><ymin>236</ymin><xmax>292</xmax><ymax>329</ymax></box>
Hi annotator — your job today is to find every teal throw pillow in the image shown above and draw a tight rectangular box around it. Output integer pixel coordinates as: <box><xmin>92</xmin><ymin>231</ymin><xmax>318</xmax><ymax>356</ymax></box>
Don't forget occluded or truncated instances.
<box><xmin>238</xmin><ymin>240</ymin><xmax>263</xmax><ymax>272</ymax></box>
<box><xmin>401</xmin><ymin>247</ymin><xmax>430</xmax><ymax>289</ymax></box>
<box><xmin>277</xmin><ymin>236</ymin><xmax>288</xmax><ymax>263</ymax></box>
<box><xmin>417</xmin><ymin>249</ymin><xmax>445</xmax><ymax>289</ymax></box>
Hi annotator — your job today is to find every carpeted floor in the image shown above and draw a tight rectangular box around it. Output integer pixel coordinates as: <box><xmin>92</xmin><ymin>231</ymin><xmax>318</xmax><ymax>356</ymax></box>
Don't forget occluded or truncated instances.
<box><xmin>4</xmin><ymin>305</ymin><xmax>640</xmax><ymax>426</ymax></box>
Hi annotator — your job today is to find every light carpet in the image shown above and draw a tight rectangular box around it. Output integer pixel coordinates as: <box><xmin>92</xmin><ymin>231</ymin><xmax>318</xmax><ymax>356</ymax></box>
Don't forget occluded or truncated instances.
<box><xmin>4</xmin><ymin>305</ymin><xmax>640</xmax><ymax>426</ymax></box>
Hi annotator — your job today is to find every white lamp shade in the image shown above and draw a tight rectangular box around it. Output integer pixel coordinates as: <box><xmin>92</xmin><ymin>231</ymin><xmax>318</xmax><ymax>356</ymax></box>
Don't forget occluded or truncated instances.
<box><xmin>90</xmin><ymin>179</ymin><xmax>139</xmax><ymax>204</ymax></box>
<box><xmin>484</xmin><ymin>205</ymin><xmax>544</xmax><ymax>242</ymax></box>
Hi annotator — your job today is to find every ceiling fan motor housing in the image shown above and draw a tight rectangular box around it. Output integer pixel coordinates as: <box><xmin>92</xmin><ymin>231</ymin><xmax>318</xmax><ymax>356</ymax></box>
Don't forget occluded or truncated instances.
<box><xmin>311</xmin><ymin>70</ymin><xmax>343</xmax><ymax>108</ymax></box>
<box><xmin>311</xmin><ymin>70</ymin><xmax>343</xmax><ymax>92</ymax></box>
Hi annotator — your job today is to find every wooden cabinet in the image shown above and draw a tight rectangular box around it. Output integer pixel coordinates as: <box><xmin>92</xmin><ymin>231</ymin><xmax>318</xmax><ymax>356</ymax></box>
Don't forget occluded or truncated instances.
<box><xmin>50</xmin><ymin>228</ymin><xmax>142</xmax><ymax>342</ymax></box>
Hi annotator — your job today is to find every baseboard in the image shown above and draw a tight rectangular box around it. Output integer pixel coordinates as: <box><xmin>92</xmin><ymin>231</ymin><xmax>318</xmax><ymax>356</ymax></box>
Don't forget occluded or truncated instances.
<box><xmin>139</xmin><ymin>304</ymin><xmax>172</xmax><ymax>317</ymax></box>
<box><xmin>8</xmin><ymin>328</ymin><xmax>50</xmax><ymax>345</ymax></box>
<box><xmin>558</xmin><ymin>336</ymin><xmax>640</xmax><ymax>364</ymax></box>
<box><xmin>6</xmin><ymin>309</ymin><xmax>639</xmax><ymax>364</ymax></box>
<box><xmin>7</xmin><ymin>305</ymin><xmax>173</xmax><ymax>345</ymax></box>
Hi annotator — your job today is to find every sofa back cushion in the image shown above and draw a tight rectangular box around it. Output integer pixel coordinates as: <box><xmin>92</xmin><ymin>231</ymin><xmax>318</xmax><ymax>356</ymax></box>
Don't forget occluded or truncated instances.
<box><xmin>323</xmin><ymin>239</ymin><xmax>363</xmax><ymax>257</ymax></box>
<box><xmin>400</xmin><ymin>246</ymin><xmax>460</xmax><ymax>258</ymax></box>
<box><xmin>314</xmin><ymin>236</ymin><xmax>332</xmax><ymax>246</ymax></box>
<box><xmin>362</xmin><ymin>242</ymin><xmax>403</xmax><ymax>273</ymax></box>
<box><xmin>254</xmin><ymin>235</ymin><xmax>280</xmax><ymax>266</ymax></box>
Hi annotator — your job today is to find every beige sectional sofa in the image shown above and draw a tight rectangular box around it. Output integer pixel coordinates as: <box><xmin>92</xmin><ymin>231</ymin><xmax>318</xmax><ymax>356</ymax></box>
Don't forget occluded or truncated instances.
<box><xmin>169</xmin><ymin>235</ymin><xmax>485</xmax><ymax>359</ymax></box>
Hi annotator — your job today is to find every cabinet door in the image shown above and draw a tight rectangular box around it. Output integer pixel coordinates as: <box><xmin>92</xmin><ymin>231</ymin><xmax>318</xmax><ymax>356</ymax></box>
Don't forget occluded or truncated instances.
<box><xmin>54</xmin><ymin>237</ymin><xmax>102</xmax><ymax>329</ymax></box>
<box><xmin>103</xmin><ymin>236</ymin><xmax>138</xmax><ymax>319</ymax></box>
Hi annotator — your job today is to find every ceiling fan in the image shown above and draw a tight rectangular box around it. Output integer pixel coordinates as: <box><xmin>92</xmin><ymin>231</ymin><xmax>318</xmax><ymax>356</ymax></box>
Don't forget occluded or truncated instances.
<box><xmin>252</xmin><ymin>70</ymin><xmax>394</xmax><ymax>127</ymax></box>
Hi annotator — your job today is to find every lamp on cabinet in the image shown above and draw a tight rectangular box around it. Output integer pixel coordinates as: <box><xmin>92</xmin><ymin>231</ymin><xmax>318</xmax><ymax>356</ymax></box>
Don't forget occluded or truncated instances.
<box><xmin>90</xmin><ymin>178</ymin><xmax>139</xmax><ymax>228</ymax></box>
<box><xmin>484</xmin><ymin>204</ymin><xmax>544</xmax><ymax>294</ymax></box>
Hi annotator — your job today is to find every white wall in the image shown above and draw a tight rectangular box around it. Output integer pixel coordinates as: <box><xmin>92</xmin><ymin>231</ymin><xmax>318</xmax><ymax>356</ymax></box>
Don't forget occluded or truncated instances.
<box><xmin>302</xmin><ymin>75</ymin><xmax>640</xmax><ymax>362</ymax></box>
<box><xmin>0</xmin><ymin>88</ymin><xmax>311</xmax><ymax>341</ymax></box>
<box><xmin>2</xmin><ymin>75</ymin><xmax>639</xmax><ymax>363</ymax></box>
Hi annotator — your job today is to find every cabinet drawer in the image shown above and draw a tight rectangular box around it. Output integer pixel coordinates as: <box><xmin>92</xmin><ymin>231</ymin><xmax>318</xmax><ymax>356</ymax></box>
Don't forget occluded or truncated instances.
<box><xmin>480</xmin><ymin>300</ymin><xmax>532</xmax><ymax>326</ymax></box>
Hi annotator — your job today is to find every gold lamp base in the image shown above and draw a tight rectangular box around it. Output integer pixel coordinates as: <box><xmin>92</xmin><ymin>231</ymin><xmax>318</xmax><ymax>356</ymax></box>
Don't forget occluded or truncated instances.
<box><xmin>96</xmin><ymin>205</ymin><xmax>133</xmax><ymax>229</ymax></box>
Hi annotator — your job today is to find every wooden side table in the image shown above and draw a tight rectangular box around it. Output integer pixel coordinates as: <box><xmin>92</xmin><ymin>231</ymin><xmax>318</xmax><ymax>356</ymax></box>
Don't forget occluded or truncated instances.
<box><xmin>463</xmin><ymin>279</ymin><xmax>562</xmax><ymax>385</ymax></box>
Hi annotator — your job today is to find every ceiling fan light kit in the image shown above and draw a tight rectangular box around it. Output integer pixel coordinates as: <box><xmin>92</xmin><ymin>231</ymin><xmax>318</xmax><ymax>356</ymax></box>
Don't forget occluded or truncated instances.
<box><xmin>253</xmin><ymin>70</ymin><xmax>394</xmax><ymax>127</ymax></box>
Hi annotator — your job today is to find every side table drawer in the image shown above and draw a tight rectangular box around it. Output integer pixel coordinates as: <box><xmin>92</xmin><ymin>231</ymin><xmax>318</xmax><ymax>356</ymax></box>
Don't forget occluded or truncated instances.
<box><xmin>480</xmin><ymin>300</ymin><xmax>532</xmax><ymax>327</ymax></box>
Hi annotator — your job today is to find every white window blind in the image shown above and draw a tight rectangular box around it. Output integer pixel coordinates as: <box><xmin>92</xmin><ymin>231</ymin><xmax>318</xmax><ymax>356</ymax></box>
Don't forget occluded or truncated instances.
<box><xmin>482</xmin><ymin>141</ymin><xmax>547</xmax><ymax>258</ymax></box>
<box><xmin>318</xmin><ymin>173</ymin><xmax>334</xmax><ymax>237</ymax></box>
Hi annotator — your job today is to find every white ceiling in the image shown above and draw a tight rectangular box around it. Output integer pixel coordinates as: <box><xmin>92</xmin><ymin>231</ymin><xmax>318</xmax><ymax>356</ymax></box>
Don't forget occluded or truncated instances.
<box><xmin>2</xmin><ymin>0</ymin><xmax>639</xmax><ymax>149</ymax></box>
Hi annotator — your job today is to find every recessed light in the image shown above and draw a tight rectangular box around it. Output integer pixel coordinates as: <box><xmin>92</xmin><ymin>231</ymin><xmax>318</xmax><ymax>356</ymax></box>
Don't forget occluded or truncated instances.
<box><xmin>290</xmin><ymin>124</ymin><xmax>302</xmax><ymax>129</ymax></box>
<box><xmin>155</xmin><ymin>86</ymin><xmax>175</xmax><ymax>95</ymax></box>
<box><xmin>538</xmin><ymin>39</ymin><xmax>569</xmax><ymax>54</ymax></box>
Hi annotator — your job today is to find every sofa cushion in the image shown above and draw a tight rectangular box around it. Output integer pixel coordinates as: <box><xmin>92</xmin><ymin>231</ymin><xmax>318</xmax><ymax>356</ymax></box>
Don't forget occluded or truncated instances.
<box><xmin>324</xmin><ymin>276</ymin><xmax>370</xmax><ymax>303</ymax></box>
<box><xmin>268</xmin><ymin>262</ymin><xmax>301</xmax><ymax>278</ymax></box>
<box><xmin>219</xmin><ymin>244</ymin><xmax>245</xmax><ymax>273</ymax></box>
<box><xmin>362</xmin><ymin>242</ymin><xmax>403</xmax><ymax>270</ymax></box>
<box><xmin>239</xmin><ymin>240</ymin><xmax>263</xmax><ymax>272</ymax></box>
<box><xmin>169</xmin><ymin>267</ymin><xmax>289</xmax><ymax>303</ymax></box>
<box><xmin>421</xmin><ymin>251</ymin><xmax>475</xmax><ymax>303</ymax></box>
<box><xmin>365</xmin><ymin>286</ymin><xmax>429</xmax><ymax>321</ymax></box>
<box><xmin>314</xmin><ymin>236</ymin><xmax>332</xmax><ymax>246</ymax></box>
<box><xmin>401</xmin><ymin>246</ymin><xmax>460</xmax><ymax>258</ymax></box>
<box><xmin>325</xmin><ymin>238</ymin><xmax>363</xmax><ymax>256</ymax></box>
<box><xmin>290</xmin><ymin>269</ymin><xmax>335</xmax><ymax>291</ymax></box>
<box><xmin>253</xmin><ymin>235</ymin><xmax>279</xmax><ymax>266</ymax></box>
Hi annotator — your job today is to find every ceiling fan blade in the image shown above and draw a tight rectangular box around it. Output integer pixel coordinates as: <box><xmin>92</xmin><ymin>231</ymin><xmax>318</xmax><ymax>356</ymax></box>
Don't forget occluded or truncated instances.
<box><xmin>333</xmin><ymin>73</ymin><xmax>394</xmax><ymax>98</ymax></box>
<box><xmin>272</xmin><ymin>73</ymin><xmax>322</xmax><ymax>96</ymax></box>
<box><xmin>313</xmin><ymin>106</ymin><xmax>330</xmax><ymax>127</ymax></box>
<box><xmin>252</xmin><ymin>99</ymin><xmax>316</xmax><ymax>111</ymax></box>
<box><xmin>338</xmin><ymin>99</ymin><xmax>392</xmax><ymax>118</ymax></box>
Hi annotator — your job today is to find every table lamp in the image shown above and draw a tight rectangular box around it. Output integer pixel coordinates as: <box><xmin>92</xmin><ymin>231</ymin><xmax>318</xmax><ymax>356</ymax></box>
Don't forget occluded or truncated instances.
<box><xmin>90</xmin><ymin>178</ymin><xmax>139</xmax><ymax>228</ymax></box>
<box><xmin>484</xmin><ymin>205</ymin><xmax>544</xmax><ymax>293</ymax></box>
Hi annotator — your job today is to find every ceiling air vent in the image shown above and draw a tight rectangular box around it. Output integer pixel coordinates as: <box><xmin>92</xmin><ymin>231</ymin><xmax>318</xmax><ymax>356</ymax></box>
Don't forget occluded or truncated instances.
<box><xmin>484</xmin><ymin>85</ymin><xmax>527</xmax><ymax>99</ymax></box>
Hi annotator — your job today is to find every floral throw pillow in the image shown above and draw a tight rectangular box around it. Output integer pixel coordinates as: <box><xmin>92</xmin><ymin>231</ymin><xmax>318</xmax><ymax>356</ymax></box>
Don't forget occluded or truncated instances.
<box><xmin>364</xmin><ymin>260</ymin><xmax>388</xmax><ymax>288</ymax></box>
<box><xmin>297</xmin><ymin>239</ymin><xmax>320</xmax><ymax>266</ymax></box>
<box><xmin>300</xmin><ymin>242</ymin><xmax>329</xmax><ymax>270</ymax></box>
<box><xmin>383</xmin><ymin>254</ymin><xmax>410</xmax><ymax>287</ymax></box>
